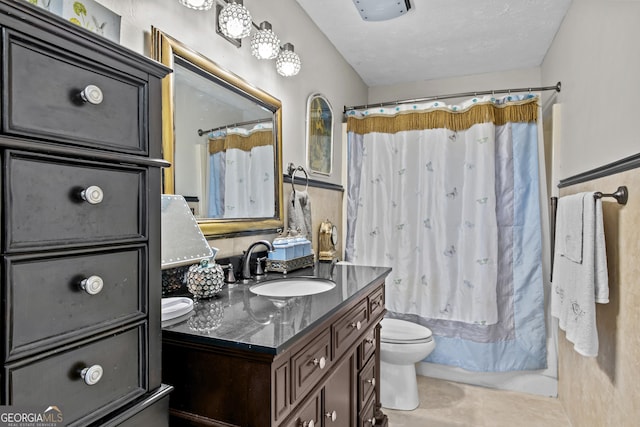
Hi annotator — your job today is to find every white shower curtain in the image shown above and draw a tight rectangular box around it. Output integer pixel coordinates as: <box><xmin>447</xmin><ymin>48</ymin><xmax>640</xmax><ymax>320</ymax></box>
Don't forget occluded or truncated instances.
<box><xmin>346</xmin><ymin>95</ymin><xmax>547</xmax><ymax>372</ymax></box>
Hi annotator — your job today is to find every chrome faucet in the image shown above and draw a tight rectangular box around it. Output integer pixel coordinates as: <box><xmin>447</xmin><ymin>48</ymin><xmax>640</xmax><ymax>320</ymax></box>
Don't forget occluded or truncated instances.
<box><xmin>240</xmin><ymin>240</ymin><xmax>274</xmax><ymax>281</ymax></box>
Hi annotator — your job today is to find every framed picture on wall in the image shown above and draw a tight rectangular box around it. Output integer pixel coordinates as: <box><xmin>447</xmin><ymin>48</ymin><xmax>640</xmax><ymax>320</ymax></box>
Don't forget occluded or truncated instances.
<box><xmin>306</xmin><ymin>93</ymin><xmax>333</xmax><ymax>176</ymax></box>
<box><xmin>30</xmin><ymin>0</ymin><xmax>121</xmax><ymax>43</ymax></box>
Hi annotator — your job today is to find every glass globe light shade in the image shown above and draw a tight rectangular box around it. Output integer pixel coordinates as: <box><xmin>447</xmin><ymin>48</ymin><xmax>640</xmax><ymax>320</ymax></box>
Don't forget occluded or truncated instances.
<box><xmin>179</xmin><ymin>0</ymin><xmax>214</xmax><ymax>10</ymax></box>
<box><xmin>251</xmin><ymin>22</ymin><xmax>280</xmax><ymax>60</ymax></box>
<box><xmin>276</xmin><ymin>43</ymin><xmax>301</xmax><ymax>77</ymax></box>
<box><xmin>218</xmin><ymin>1</ymin><xmax>252</xmax><ymax>39</ymax></box>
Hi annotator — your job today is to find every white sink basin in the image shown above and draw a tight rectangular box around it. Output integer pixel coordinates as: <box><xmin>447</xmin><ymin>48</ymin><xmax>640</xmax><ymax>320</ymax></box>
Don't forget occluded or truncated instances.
<box><xmin>249</xmin><ymin>278</ymin><xmax>336</xmax><ymax>298</ymax></box>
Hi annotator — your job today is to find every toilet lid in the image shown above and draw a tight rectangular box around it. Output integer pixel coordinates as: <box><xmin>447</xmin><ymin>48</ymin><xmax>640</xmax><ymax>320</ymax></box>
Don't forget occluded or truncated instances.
<box><xmin>380</xmin><ymin>318</ymin><xmax>433</xmax><ymax>344</ymax></box>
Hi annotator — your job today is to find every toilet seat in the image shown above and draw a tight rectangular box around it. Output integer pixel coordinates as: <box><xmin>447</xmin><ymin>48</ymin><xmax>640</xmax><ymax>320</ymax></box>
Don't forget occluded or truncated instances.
<box><xmin>380</xmin><ymin>317</ymin><xmax>433</xmax><ymax>344</ymax></box>
<box><xmin>380</xmin><ymin>318</ymin><xmax>433</xmax><ymax>344</ymax></box>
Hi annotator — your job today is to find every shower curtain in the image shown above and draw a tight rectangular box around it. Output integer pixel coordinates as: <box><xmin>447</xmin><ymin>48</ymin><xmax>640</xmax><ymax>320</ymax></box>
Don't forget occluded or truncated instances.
<box><xmin>346</xmin><ymin>95</ymin><xmax>547</xmax><ymax>372</ymax></box>
<box><xmin>207</xmin><ymin>125</ymin><xmax>275</xmax><ymax>218</ymax></box>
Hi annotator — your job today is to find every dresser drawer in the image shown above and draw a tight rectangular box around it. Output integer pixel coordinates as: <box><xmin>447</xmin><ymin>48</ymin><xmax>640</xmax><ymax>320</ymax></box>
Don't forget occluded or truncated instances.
<box><xmin>332</xmin><ymin>299</ymin><xmax>368</xmax><ymax>358</ymax></box>
<box><xmin>291</xmin><ymin>329</ymin><xmax>332</xmax><ymax>402</ymax></box>
<box><xmin>6</xmin><ymin>325</ymin><xmax>146</xmax><ymax>427</ymax></box>
<box><xmin>3</xmin><ymin>151</ymin><xmax>146</xmax><ymax>251</ymax></box>
<box><xmin>4</xmin><ymin>31</ymin><xmax>147</xmax><ymax>155</ymax></box>
<box><xmin>4</xmin><ymin>246</ymin><xmax>146</xmax><ymax>361</ymax></box>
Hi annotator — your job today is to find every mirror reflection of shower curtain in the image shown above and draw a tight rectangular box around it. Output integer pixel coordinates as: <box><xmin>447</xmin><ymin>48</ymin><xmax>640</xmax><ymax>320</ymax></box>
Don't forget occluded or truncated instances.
<box><xmin>345</xmin><ymin>95</ymin><xmax>547</xmax><ymax>372</ymax></box>
<box><xmin>208</xmin><ymin>127</ymin><xmax>275</xmax><ymax>218</ymax></box>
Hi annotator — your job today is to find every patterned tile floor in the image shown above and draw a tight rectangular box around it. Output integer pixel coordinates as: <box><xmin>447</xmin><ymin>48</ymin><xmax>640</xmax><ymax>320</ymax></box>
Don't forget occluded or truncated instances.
<box><xmin>385</xmin><ymin>376</ymin><xmax>572</xmax><ymax>427</ymax></box>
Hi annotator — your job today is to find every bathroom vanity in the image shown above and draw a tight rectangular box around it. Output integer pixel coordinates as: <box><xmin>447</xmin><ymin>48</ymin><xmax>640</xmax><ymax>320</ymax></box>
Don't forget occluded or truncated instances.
<box><xmin>162</xmin><ymin>264</ymin><xmax>390</xmax><ymax>427</ymax></box>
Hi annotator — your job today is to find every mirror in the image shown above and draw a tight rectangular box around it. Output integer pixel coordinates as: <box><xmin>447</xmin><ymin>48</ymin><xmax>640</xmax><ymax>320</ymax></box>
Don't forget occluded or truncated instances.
<box><xmin>152</xmin><ymin>28</ymin><xmax>284</xmax><ymax>236</ymax></box>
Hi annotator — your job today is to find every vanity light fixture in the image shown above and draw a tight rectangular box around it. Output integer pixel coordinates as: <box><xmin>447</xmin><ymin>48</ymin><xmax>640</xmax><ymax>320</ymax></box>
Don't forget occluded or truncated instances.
<box><xmin>251</xmin><ymin>21</ymin><xmax>280</xmax><ymax>60</ymax></box>
<box><xmin>218</xmin><ymin>0</ymin><xmax>252</xmax><ymax>40</ymax></box>
<box><xmin>276</xmin><ymin>43</ymin><xmax>301</xmax><ymax>77</ymax></box>
<box><xmin>178</xmin><ymin>0</ymin><xmax>215</xmax><ymax>10</ymax></box>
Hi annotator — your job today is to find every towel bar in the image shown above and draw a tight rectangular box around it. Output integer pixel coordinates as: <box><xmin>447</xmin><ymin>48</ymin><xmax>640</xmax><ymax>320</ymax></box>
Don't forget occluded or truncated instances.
<box><xmin>594</xmin><ymin>186</ymin><xmax>628</xmax><ymax>205</ymax></box>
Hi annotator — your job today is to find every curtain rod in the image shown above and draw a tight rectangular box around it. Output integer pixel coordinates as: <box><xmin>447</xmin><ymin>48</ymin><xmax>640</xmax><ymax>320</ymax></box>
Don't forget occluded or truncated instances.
<box><xmin>197</xmin><ymin>118</ymin><xmax>272</xmax><ymax>137</ymax></box>
<box><xmin>343</xmin><ymin>81</ymin><xmax>561</xmax><ymax>113</ymax></box>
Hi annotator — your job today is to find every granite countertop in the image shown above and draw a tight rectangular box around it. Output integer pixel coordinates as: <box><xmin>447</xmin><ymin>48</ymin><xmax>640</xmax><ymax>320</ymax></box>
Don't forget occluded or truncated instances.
<box><xmin>161</xmin><ymin>263</ymin><xmax>391</xmax><ymax>355</ymax></box>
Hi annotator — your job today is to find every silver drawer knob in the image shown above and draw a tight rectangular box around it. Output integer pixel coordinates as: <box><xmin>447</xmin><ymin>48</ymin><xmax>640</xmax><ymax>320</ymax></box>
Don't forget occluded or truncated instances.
<box><xmin>366</xmin><ymin>377</ymin><xmax>376</xmax><ymax>387</ymax></box>
<box><xmin>365</xmin><ymin>337</ymin><xmax>375</xmax><ymax>344</ymax></box>
<box><xmin>80</xmin><ymin>185</ymin><xmax>104</xmax><ymax>204</ymax></box>
<box><xmin>312</xmin><ymin>356</ymin><xmax>326</xmax><ymax>370</ymax></box>
<box><xmin>80</xmin><ymin>84</ymin><xmax>104</xmax><ymax>105</ymax></box>
<box><xmin>302</xmin><ymin>420</ymin><xmax>314</xmax><ymax>427</ymax></box>
<box><xmin>81</xmin><ymin>364</ymin><xmax>103</xmax><ymax>386</ymax></box>
<box><xmin>367</xmin><ymin>417</ymin><xmax>376</xmax><ymax>426</ymax></box>
<box><xmin>350</xmin><ymin>321</ymin><xmax>362</xmax><ymax>330</ymax></box>
<box><xmin>325</xmin><ymin>410</ymin><xmax>337</xmax><ymax>422</ymax></box>
<box><xmin>80</xmin><ymin>275</ymin><xmax>104</xmax><ymax>295</ymax></box>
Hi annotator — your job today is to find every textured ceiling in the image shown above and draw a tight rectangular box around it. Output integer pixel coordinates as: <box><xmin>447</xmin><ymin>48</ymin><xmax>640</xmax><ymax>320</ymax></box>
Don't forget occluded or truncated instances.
<box><xmin>295</xmin><ymin>0</ymin><xmax>572</xmax><ymax>87</ymax></box>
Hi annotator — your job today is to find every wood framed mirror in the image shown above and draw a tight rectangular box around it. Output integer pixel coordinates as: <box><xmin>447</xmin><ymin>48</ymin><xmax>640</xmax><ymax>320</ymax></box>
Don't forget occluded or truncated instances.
<box><xmin>151</xmin><ymin>27</ymin><xmax>284</xmax><ymax>236</ymax></box>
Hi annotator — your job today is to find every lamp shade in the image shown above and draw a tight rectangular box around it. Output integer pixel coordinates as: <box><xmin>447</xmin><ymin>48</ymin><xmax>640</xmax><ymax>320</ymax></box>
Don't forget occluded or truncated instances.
<box><xmin>276</xmin><ymin>43</ymin><xmax>301</xmax><ymax>77</ymax></box>
<box><xmin>218</xmin><ymin>1</ymin><xmax>252</xmax><ymax>39</ymax></box>
<box><xmin>251</xmin><ymin>21</ymin><xmax>280</xmax><ymax>60</ymax></box>
<box><xmin>179</xmin><ymin>0</ymin><xmax>214</xmax><ymax>10</ymax></box>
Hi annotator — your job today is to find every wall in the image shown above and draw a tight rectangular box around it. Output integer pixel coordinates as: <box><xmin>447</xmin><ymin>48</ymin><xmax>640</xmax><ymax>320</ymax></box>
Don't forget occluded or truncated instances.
<box><xmin>96</xmin><ymin>0</ymin><xmax>365</xmax><ymax>256</ymax></box>
<box><xmin>541</xmin><ymin>1</ymin><xmax>640</xmax><ymax>425</ymax></box>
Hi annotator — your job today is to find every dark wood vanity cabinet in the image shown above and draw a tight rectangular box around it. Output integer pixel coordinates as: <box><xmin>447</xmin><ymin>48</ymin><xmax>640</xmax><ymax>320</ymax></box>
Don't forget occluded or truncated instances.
<box><xmin>0</xmin><ymin>1</ymin><xmax>171</xmax><ymax>425</ymax></box>
<box><xmin>163</xmin><ymin>280</ymin><xmax>388</xmax><ymax>427</ymax></box>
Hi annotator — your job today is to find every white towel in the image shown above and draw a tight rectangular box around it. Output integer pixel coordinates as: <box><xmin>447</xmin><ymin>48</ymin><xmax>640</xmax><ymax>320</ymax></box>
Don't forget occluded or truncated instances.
<box><xmin>555</xmin><ymin>193</ymin><xmax>584</xmax><ymax>263</ymax></box>
<box><xmin>551</xmin><ymin>192</ymin><xmax>609</xmax><ymax>357</ymax></box>
<box><xmin>287</xmin><ymin>190</ymin><xmax>312</xmax><ymax>239</ymax></box>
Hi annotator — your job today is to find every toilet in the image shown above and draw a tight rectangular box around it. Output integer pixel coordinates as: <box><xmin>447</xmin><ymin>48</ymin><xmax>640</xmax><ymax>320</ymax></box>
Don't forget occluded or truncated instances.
<box><xmin>379</xmin><ymin>318</ymin><xmax>435</xmax><ymax>411</ymax></box>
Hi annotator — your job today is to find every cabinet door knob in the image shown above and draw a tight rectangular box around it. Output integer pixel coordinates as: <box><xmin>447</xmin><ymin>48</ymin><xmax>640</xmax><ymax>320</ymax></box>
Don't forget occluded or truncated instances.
<box><xmin>301</xmin><ymin>419</ymin><xmax>315</xmax><ymax>427</ymax></box>
<box><xmin>325</xmin><ymin>410</ymin><xmax>337</xmax><ymax>422</ymax></box>
<box><xmin>350</xmin><ymin>320</ymin><xmax>362</xmax><ymax>330</ymax></box>
<box><xmin>80</xmin><ymin>275</ymin><xmax>104</xmax><ymax>295</ymax></box>
<box><xmin>312</xmin><ymin>356</ymin><xmax>326</xmax><ymax>370</ymax></box>
<box><xmin>80</xmin><ymin>185</ymin><xmax>104</xmax><ymax>204</ymax></box>
<box><xmin>366</xmin><ymin>417</ymin><xmax>376</xmax><ymax>426</ymax></box>
<box><xmin>80</xmin><ymin>364</ymin><xmax>103</xmax><ymax>386</ymax></box>
<box><xmin>365</xmin><ymin>337</ymin><xmax>375</xmax><ymax>344</ymax></box>
<box><xmin>366</xmin><ymin>377</ymin><xmax>376</xmax><ymax>387</ymax></box>
<box><xmin>80</xmin><ymin>84</ymin><xmax>104</xmax><ymax>105</ymax></box>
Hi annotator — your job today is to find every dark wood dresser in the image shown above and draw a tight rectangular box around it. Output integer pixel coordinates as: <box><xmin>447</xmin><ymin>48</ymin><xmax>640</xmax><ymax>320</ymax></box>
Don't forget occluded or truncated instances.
<box><xmin>0</xmin><ymin>1</ymin><xmax>172</xmax><ymax>425</ymax></box>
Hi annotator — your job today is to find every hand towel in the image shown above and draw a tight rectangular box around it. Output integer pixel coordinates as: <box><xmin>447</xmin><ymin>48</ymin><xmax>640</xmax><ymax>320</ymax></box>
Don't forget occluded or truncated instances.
<box><xmin>551</xmin><ymin>192</ymin><xmax>609</xmax><ymax>357</ymax></box>
<box><xmin>555</xmin><ymin>193</ymin><xmax>584</xmax><ymax>263</ymax></box>
<box><xmin>288</xmin><ymin>190</ymin><xmax>312</xmax><ymax>239</ymax></box>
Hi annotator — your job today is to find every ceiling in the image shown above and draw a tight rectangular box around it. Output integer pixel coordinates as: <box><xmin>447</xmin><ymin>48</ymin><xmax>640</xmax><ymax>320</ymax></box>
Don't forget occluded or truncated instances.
<box><xmin>295</xmin><ymin>0</ymin><xmax>572</xmax><ymax>87</ymax></box>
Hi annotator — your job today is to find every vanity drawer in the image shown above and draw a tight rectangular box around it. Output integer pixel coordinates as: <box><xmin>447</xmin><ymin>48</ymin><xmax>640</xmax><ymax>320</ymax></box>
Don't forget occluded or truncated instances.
<box><xmin>3</xmin><ymin>151</ymin><xmax>146</xmax><ymax>251</ymax></box>
<box><xmin>6</xmin><ymin>324</ymin><xmax>146</xmax><ymax>427</ymax></box>
<box><xmin>368</xmin><ymin>285</ymin><xmax>385</xmax><ymax>320</ymax></box>
<box><xmin>359</xmin><ymin>327</ymin><xmax>377</xmax><ymax>369</ymax></box>
<box><xmin>291</xmin><ymin>329</ymin><xmax>332</xmax><ymax>402</ymax></box>
<box><xmin>284</xmin><ymin>389</ymin><xmax>321</xmax><ymax>427</ymax></box>
<box><xmin>332</xmin><ymin>299</ymin><xmax>369</xmax><ymax>358</ymax></box>
<box><xmin>358</xmin><ymin>356</ymin><xmax>377</xmax><ymax>410</ymax></box>
<box><xmin>4</xmin><ymin>246</ymin><xmax>146</xmax><ymax>361</ymax></box>
<box><xmin>358</xmin><ymin>393</ymin><xmax>377</xmax><ymax>427</ymax></box>
<box><xmin>4</xmin><ymin>31</ymin><xmax>147</xmax><ymax>155</ymax></box>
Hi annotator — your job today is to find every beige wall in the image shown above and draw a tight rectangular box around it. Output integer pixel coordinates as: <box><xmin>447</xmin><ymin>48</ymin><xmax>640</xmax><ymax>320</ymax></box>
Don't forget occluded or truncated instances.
<box><xmin>542</xmin><ymin>0</ymin><xmax>640</xmax><ymax>179</ymax></box>
<box><xmin>542</xmin><ymin>1</ymin><xmax>640</xmax><ymax>424</ymax></box>
<box><xmin>557</xmin><ymin>171</ymin><xmax>640</xmax><ymax>426</ymax></box>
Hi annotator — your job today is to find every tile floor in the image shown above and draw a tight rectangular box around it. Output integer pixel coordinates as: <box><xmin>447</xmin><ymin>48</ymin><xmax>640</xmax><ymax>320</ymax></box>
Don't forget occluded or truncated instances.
<box><xmin>384</xmin><ymin>376</ymin><xmax>572</xmax><ymax>427</ymax></box>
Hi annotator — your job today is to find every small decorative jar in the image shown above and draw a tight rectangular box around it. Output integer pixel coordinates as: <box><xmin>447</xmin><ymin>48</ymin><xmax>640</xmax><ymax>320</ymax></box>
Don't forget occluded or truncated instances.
<box><xmin>186</xmin><ymin>258</ymin><xmax>225</xmax><ymax>299</ymax></box>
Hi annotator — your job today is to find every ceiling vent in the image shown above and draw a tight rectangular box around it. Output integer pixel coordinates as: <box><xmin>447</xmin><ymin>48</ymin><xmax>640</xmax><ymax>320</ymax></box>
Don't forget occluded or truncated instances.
<box><xmin>352</xmin><ymin>0</ymin><xmax>412</xmax><ymax>21</ymax></box>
